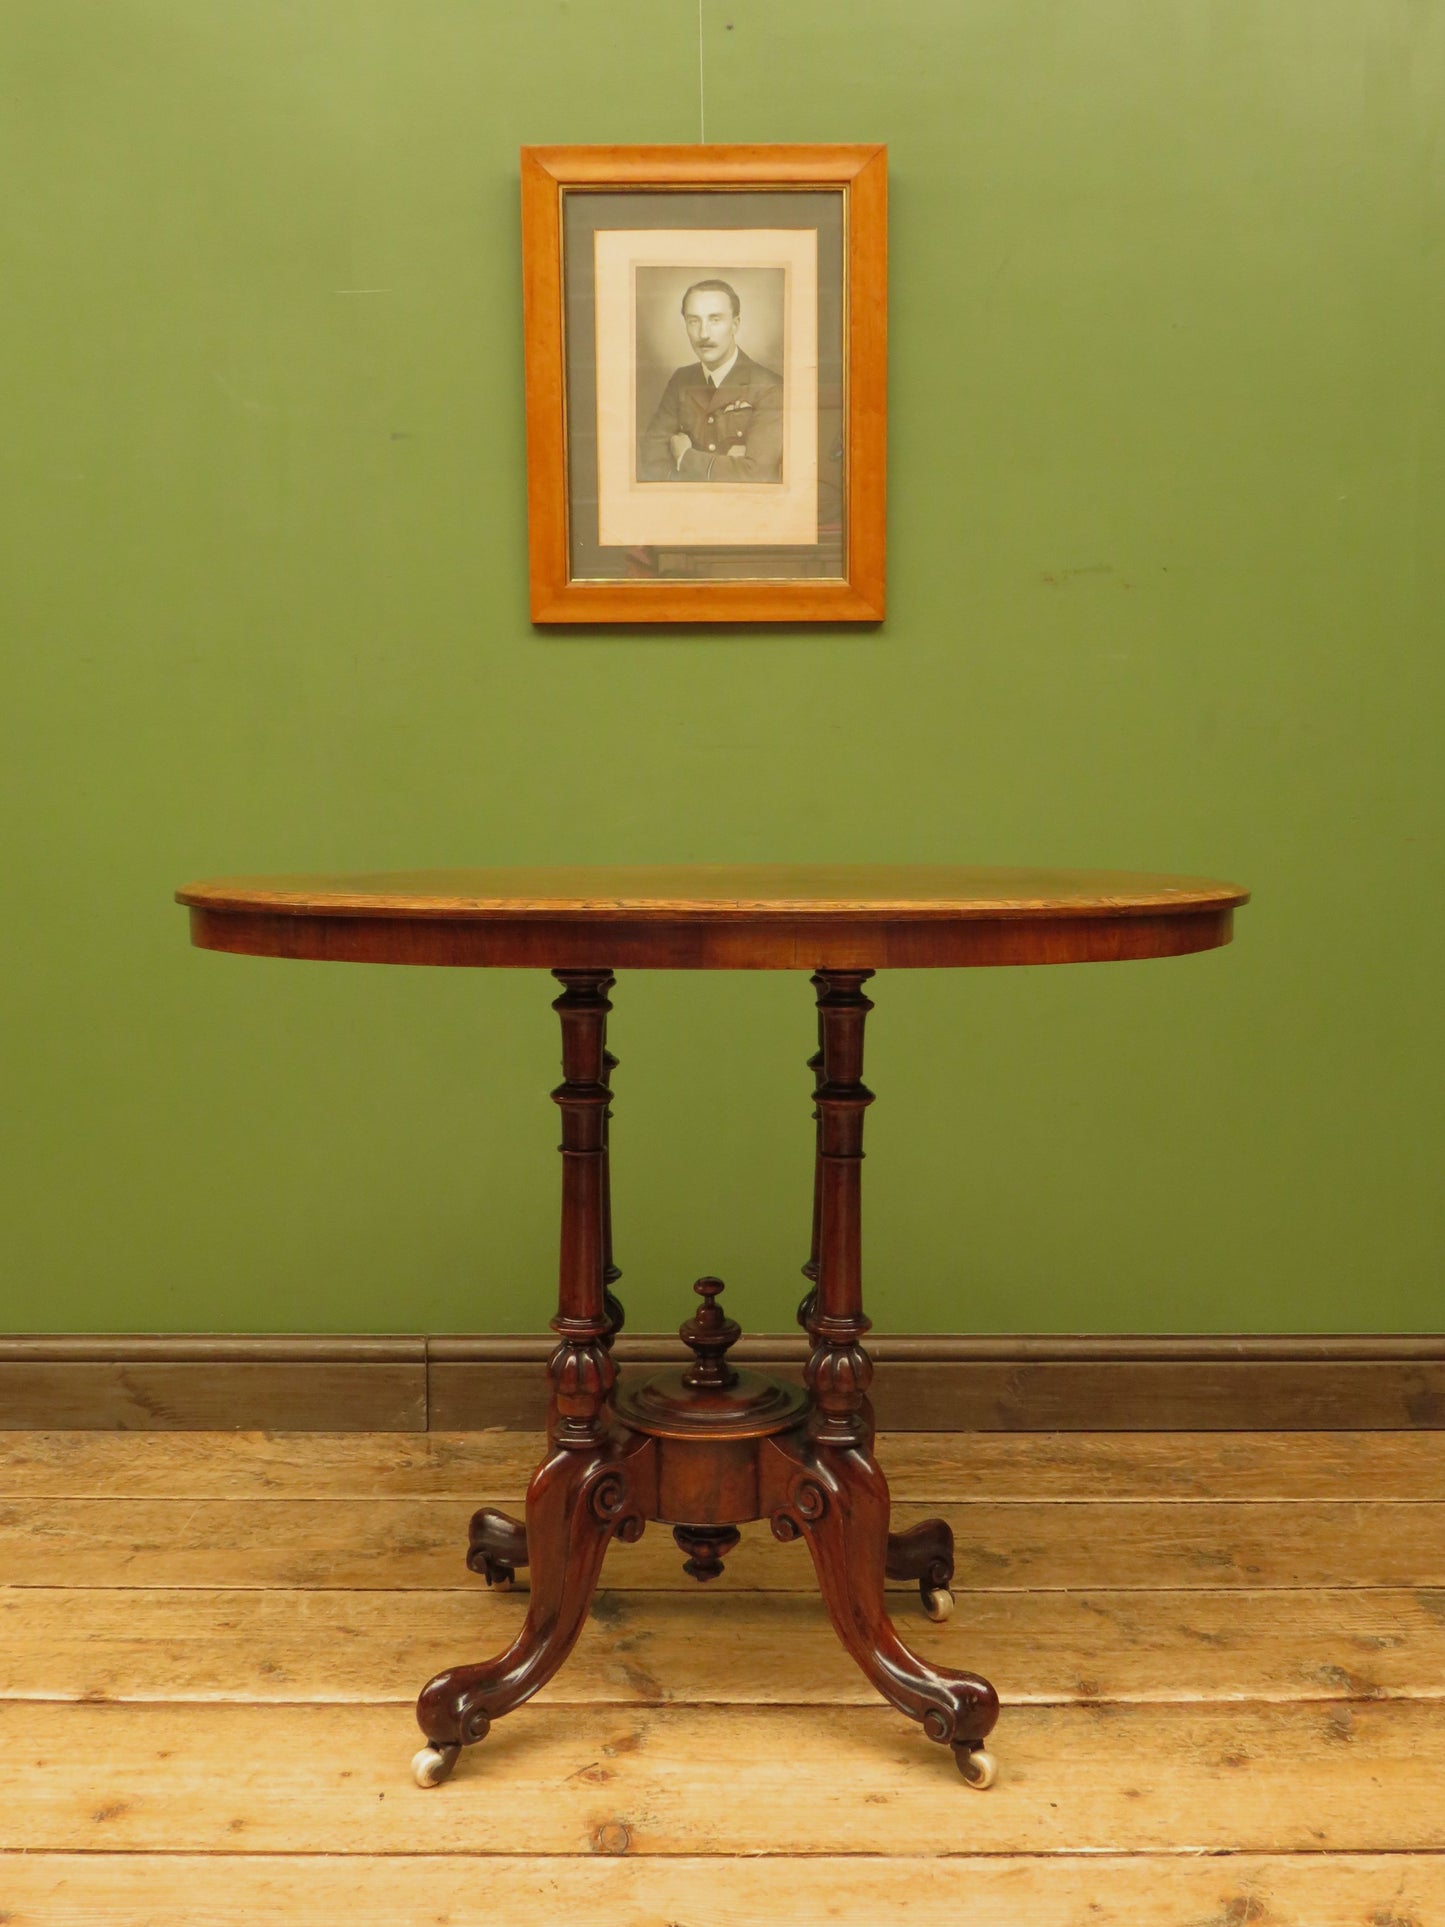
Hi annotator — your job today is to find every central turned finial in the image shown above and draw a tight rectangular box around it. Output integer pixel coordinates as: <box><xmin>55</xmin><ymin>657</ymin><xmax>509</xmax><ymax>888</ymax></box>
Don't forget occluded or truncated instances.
<box><xmin>679</xmin><ymin>1276</ymin><xmax>741</xmax><ymax>1390</ymax></box>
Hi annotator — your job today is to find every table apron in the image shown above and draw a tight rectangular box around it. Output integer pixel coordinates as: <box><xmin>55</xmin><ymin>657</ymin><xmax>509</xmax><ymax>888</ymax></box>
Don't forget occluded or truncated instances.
<box><xmin>187</xmin><ymin>906</ymin><xmax>1235</xmax><ymax>970</ymax></box>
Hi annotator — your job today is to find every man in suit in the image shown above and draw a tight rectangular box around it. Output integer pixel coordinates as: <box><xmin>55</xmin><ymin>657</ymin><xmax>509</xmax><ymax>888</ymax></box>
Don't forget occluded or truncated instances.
<box><xmin>637</xmin><ymin>279</ymin><xmax>784</xmax><ymax>483</ymax></box>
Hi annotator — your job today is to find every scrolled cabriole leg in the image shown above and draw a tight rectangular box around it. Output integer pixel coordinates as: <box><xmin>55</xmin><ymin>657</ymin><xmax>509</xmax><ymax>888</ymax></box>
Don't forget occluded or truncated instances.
<box><xmin>762</xmin><ymin>1430</ymin><xmax>999</xmax><ymax>1785</ymax></box>
<box><xmin>413</xmin><ymin>1430</ymin><xmax>656</xmax><ymax>1785</ymax></box>
<box><xmin>784</xmin><ymin>968</ymin><xmax>998</xmax><ymax>1784</ymax></box>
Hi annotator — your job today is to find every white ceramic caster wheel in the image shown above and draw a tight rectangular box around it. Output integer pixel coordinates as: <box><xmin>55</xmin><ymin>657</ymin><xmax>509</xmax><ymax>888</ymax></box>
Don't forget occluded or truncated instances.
<box><xmin>924</xmin><ymin>1586</ymin><xmax>955</xmax><ymax>1623</ymax></box>
<box><xmin>411</xmin><ymin>1743</ymin><xmax>460</xmax><ymax>1789</ymax></box>
<box><xmin>957</xmin><ymin>1747</ymin><xmax>997</xmax><ymax>1790</ymax></box>
<box><xmin>489</xmin><ymin>1574</ymin><xmax>514</xmax><ymax>1593</ymax></box>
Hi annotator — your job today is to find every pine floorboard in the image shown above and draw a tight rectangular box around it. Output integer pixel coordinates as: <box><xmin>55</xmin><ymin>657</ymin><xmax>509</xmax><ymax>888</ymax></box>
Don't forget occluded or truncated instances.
<box><xmin>7</xmin><ymin>1427</ymin><xmax>1445</xmax><ymax>1499</ymax></box>
<box><xmin>0</xmin><ymin>1428</ymin><xmax>1440</xmax><ymax>1925</ymax></box>
<box><xmin>3</xmin><ymin>1852</ymin><xmax>1441</xmax><ymax>1926</ymax></box>
<box><xmin>3</xmin><ymin>1584</ymin><xmax>1443</xmax><ymax>1704</ymax></box>
<box><xmin>3</xmin><ymin>1494</ymin><xmax>1440</xmax><ymax>1590</ymax></box>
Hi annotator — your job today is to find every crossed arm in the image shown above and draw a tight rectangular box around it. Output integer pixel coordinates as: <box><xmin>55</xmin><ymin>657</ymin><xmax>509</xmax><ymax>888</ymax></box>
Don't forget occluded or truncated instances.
<box><xmin>638</xmin><ymin>372</ymin><xmax>784</xmax><ymax>483</ymax></box>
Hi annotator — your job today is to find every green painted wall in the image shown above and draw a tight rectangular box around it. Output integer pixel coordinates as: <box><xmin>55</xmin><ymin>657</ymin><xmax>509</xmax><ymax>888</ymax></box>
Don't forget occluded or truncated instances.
<box><xmin>3</xmin><ymin>1</ymin><xmax>1441</xmax><ymax>1337</ymax></box>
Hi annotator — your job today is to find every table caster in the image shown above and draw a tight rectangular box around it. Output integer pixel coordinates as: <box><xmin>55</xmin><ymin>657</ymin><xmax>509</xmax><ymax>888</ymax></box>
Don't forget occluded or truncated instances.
<box><xmin>466</xmin><ymin>1507</ymin><xmax>527</xmax><ymax>1591</ymax></box>
<box><xmin>923</xmin><ymin>1585</ymin><xmax>954</xmax><ymax>1622</ymax></box>
<box><xmin>955</xmin><ymin>1746</ymin><xmax>997</xmax><ymax>1789</ymax></box>
<box><xmin>411</xmin><ymin>1742</ymin><xmax>461</xmax><ymax>1788</ymax></box>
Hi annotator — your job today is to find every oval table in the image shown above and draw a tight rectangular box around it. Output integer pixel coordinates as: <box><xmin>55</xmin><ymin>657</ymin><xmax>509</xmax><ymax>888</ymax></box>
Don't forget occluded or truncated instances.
<box><xmin>177</xmin><ymin>863</ymin><xmax>1250</xmax><ymax>1792</ymax></box>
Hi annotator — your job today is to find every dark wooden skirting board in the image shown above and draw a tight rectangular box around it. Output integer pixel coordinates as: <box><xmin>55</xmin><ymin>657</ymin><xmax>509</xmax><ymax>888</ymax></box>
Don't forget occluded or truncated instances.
<box><xmin>1</xmin><ymin>1335</ymin><xmax>1442</xmax><ymax>1431</ymax></box>
<box><xmin>0</xmin><ymin>1339</ymin><xmax>428</xmax><ymax>1433</ymax></box>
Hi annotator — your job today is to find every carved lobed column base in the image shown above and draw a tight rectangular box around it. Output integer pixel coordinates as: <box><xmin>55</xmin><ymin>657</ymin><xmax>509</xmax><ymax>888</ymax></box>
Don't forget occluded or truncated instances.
<box><xmin>546</xmin><ymin>1326</ymin><xmax>618</xmax><ymax>1448</ymax></box>
<box><xmin>803</xmin><ymin>1323</ymin><xmax>876</xmax><ymax>1448</ymax></box>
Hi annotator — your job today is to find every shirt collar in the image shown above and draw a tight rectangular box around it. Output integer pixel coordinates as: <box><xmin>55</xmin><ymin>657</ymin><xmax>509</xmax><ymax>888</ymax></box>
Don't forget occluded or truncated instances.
<box><xmin>701</xmin><ymin>346</ymin><xmax>740</xmax><ymax>390</ymax></box>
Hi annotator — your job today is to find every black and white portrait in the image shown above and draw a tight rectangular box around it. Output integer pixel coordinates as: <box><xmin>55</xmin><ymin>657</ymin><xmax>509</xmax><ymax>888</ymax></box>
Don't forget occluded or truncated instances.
<box><xmin>634</xmin><ymin>269</ymin><xmax>786</xmax><ymax>485</ymax></box>
<box><xmin>591</xmin><ymin>225</ymin><xmax>819</xmax><ymax>549</ymax></box>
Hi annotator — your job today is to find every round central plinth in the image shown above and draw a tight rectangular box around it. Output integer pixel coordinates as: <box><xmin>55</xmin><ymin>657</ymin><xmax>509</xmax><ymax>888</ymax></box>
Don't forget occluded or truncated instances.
<box><xmin>613</xmin><ymin>1366</ymin><xmax>809</xmax><ymax>1441</ymax></box>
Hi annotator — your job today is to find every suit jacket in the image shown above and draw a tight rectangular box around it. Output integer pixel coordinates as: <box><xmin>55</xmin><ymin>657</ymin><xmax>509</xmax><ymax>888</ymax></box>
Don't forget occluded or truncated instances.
<box><xmin>638</xmin><ymin>349</ymin><xmax>784</xmax><ymax>483</ymax></box>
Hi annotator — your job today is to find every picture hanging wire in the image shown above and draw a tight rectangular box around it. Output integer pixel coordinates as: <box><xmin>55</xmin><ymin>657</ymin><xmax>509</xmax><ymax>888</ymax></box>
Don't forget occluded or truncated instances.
<box><xmin>698</xmin><ymin>0</ymin><xmax>707</xmax><ymax>142</ymax></box>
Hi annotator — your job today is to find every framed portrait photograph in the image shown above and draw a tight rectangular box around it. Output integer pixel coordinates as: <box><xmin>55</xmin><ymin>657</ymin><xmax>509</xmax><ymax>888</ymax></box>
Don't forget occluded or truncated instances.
<box><xmin>520</xmin><ymin>145</ymin><xmax>887</xmax><ymax>623</ymax></box>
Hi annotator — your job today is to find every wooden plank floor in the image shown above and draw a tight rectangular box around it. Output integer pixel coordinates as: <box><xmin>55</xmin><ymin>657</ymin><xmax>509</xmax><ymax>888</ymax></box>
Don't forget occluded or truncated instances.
<box><xmin>1</xmin><ymin>1431</ymin><xmax>1442</xmax><ymax>1925</ymax></box>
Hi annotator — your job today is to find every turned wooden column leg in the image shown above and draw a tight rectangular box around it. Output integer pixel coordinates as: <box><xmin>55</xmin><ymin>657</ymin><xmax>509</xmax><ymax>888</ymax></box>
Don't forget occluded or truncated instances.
<box><xmin>601</xmin><ymin>984</ymin><xmax>626</xmax><ymax>1347</ymax></box>
<box><xmin>804</xmin><ymin>967</ymin><xmax>924</xmax><ymax>1518</ymax></box>
<box><xmin>413</xmin><ymin>968</ymin><xmax>652</xmax><ymax>1786</ymax></box>
<box><xmin>796</xmin><ymin>970</ymin><xmax>827</xmax><ymax>1330</ymax></box>
<box><xmin>781</xmin><ymin>967</ymin><xmax>999</xmax><ymax>1785</ymax></box>
<box><xmin>546</xmin><ymin>967</ymin><xmax>620</xmax><ymax>1448</ymax></box>
<box><xmin>460</xmin><ymin>972</ymin><xmax>626</xmax><ymax>1592</ymax></box>
<box><xmin>803</xmin><ymin>969</ymin><xmax>876</xmax><ymax>1448</ymax></box>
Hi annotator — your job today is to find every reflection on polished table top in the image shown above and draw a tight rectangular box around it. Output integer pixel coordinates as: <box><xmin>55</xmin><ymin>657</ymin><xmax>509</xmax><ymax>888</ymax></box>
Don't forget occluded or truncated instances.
<box><xmin>177</xmin><ymin>864</ymin><xmax>1250</xmax><ymax>971</ymax></box>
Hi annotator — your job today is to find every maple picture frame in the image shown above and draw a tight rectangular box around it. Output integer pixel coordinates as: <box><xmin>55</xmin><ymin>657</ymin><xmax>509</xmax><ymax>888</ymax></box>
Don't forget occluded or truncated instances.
<box><xmin>521</xmin><ymin>144</ymin><xmax>887</xmax><ymax>624</ymax></box>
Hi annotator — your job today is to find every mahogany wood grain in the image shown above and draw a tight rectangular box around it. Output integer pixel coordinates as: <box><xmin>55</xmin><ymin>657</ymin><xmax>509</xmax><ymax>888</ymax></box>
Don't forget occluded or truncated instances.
<box><xmin>763</xmin><ymin>1427</ymin><xmax>998</xmax><ymax>1773</ymax></box>
<box><xmin>172</xmin><ymin>859</ymin><xmax>1249</xmax><ymax>1789</ymax></box>
<box><xmin>671</xmin><ymin>1522</ymin><xmax>743</xmax><ymax>1581</ymax></box>
<box><xmin>600</xmin><ymin>1017</ymin><xmax>624</xmax><ymax>1346</ymax></box>
<box><xmin>796</xmin><ymin>969</ymin><xmax>826</xmax><ymax>1329</ymax></box>
<box><xmin>464</xmin><ymin>1507</ymin><xmax>527</xmax><ymax>1589</ymax></box>
<box><xmin>178</xmin><ymin>862</ymin><xmax>1247</xmax><ymax>917</ymax></box>
<box><xmin>179</xmin><ymin>863</ymin><xmax>1247</xmax><ymax>970</ymax></box>
<box><xmin>414</xmin><ymin>1428</ymin><xmax>655</xmax><ymax>1752</ymax></box>
<box><xmin>546</xmin><ymin>970</ymin><xmax>617</xmax><ymax>1448</ymax></box>
<box><xmin>804</xmin><ymin>970</ymin><xmax>876</xmax><ymax>1446</ymax></box>
<box><xmin>401</xmin><ymin>961</ymin><xmax>1009</xmax><ymax>1779</ymax></box>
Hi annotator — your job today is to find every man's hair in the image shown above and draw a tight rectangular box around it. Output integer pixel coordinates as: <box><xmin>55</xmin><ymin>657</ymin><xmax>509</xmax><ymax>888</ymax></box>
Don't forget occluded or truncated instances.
<box><xmin>680</xmin><ymin>278</ymin><xmax>741</xmax><ymax>319</ymax></box>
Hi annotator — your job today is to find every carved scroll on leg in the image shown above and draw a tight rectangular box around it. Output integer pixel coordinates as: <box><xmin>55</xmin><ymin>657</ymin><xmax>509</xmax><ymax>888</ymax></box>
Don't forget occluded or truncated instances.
<box><xmin>416</xmin><ymin>1429</ymin><xmax>655</xmax><ymax>1772</ymax></box>
<box><xmin>762</xmin><ymin>1429</ymin><xmax>998</xmax><ymax>1774</ymax></box>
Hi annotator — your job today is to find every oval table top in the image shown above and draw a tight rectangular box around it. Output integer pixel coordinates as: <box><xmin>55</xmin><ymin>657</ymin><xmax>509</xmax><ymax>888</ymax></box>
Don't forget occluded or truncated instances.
<box><xmin>178</xmin><ymin>864</ymin><xmax>1249</xmax><ymax>971</ymax></box>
